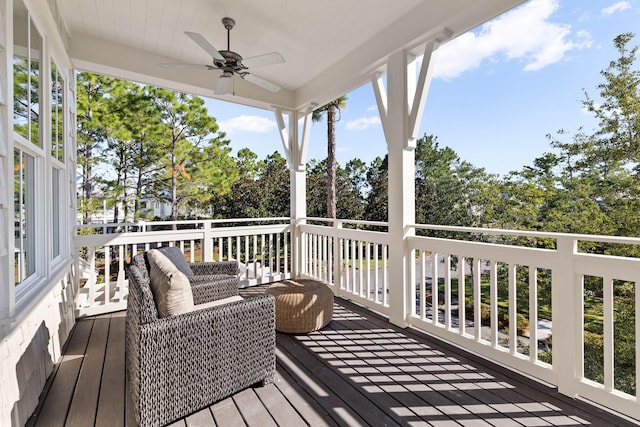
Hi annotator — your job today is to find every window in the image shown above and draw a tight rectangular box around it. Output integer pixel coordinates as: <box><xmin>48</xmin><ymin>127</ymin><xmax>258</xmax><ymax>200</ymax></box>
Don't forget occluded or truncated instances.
<box><xmin>13</xmin><ymin>0</ymin><xmax>42</xmax><ymax>147</ymax></box>
<box><xmin>51</xmin><ymin>168</ymin><xmax>61</xmax><ymax>259</ymax></box>
<box><xmin>14</xmin><ymin>148</ymin><xmax>35</xmax><ymax>284</ymax></box>
<box><xmin>51</xmin><ymin>61</ymin><xmax>64</xmax><ymax>162</ymax></box>
<box><xmin>12</xmin><ymin>0</ymin><xmax>45</xmax><ymax>293</ymax></box>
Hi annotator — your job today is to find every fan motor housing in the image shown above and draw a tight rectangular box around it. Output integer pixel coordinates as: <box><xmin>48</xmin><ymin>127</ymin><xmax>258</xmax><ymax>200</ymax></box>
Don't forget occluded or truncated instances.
<box><xmin>216</xmin><ymin>50</ymin><xmax>245</xmax><ymax>70</ymax></box>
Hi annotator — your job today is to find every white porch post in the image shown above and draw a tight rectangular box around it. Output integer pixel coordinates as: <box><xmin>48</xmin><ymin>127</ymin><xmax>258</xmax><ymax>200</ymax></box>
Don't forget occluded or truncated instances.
<box><xmin>275</xmin><ymin>107</ymin><xmax>313</xmax><ymax>278</ymax></box>
<box><xmin>553</xmin><ymin>236</ymin><xmax>580</xmax><ymax>397</ymax></box>
<box><xmin>373</xmin><ymin>38</ymin><xmax>441</xmax><ymax>327</ymax></box>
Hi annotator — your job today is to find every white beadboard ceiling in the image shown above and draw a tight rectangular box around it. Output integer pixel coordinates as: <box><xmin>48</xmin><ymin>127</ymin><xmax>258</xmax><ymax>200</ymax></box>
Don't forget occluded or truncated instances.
<box><xmin>57</xmin><ymin>0</ymin><xmax>526</xmax><ymax>111</ymax></box>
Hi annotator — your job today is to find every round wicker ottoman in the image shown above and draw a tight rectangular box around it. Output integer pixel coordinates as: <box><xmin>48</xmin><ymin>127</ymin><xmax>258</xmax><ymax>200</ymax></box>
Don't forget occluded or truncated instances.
<box><xmin>265</xmin><ymin>280</ymin><xmax>333</xmax><ymax>333</ymax></box>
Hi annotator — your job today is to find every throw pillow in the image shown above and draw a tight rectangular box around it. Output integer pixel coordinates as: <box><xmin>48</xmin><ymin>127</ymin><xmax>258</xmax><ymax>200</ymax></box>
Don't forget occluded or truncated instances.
<box><xmin>148</xmin><ymin>249</ymin><xmax>194</xmax><ymax>317</ymax></box>
<box><xmin>157</xmin><ymin>246</ymin><xmax>194</xmax><ymax>276</ymax></box>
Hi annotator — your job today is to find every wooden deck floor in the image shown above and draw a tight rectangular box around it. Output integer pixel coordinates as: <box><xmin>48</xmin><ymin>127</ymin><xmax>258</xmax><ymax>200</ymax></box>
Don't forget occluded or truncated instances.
<box><xmin>27</xmin><ymin>291</ymin><xmax>638</xmax><ymax>427</ymax></box>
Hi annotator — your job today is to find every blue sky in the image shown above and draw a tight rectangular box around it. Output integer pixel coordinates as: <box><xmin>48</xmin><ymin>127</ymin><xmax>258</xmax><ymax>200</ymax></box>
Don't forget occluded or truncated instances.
<box><xmin>204</xmin><ymin>0</ymin><xmax>640</xmax><ymax>177</ymax></box>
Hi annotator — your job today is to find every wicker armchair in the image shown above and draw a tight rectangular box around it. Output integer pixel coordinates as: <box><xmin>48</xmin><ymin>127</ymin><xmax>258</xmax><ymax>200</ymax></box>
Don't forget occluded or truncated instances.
<box><xmin>126</xmin><ymin>252</ymin><xmax>276</xmax><ymax>427</ymax></box>
<box><xmin>129</xmin><ymin>249</ymin><xmax>240</xmax><ymax>303</ymax></box>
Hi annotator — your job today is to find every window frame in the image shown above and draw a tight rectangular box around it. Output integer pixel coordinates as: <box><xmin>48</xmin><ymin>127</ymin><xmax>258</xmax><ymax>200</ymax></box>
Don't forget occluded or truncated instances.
<box><xmin>13</xmin><ymin>136</ymin><xmax>45</xmax><ymax>301</ymax></box>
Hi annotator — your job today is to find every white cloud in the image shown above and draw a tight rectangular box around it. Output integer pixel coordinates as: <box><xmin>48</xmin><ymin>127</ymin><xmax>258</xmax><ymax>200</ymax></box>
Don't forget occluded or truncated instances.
<box><xmin>345</xmin><ymin>116</ymin><xmax>381</xmax><ymax>131</ymax></box>
<box><xmin>602</xmin><ymin>1</ymin><xmax>631</xmax><ymax>15</ymax></box>
<box><xmin>433</xmin><ymin>0</ymin><xmax>592</xmax><ymax>80</ymax></box>
<box><xmin>218</xmin><ymin>115</ymin><xmax>276</xmax><ymax>133</ymax></box>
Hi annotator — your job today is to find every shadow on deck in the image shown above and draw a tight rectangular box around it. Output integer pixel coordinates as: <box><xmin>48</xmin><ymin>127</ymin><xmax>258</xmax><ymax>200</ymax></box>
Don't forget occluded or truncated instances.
<box><xmin>26</xmin><ymin>288</ymin><xmax>638</xmax><ymax>426</ymax></box>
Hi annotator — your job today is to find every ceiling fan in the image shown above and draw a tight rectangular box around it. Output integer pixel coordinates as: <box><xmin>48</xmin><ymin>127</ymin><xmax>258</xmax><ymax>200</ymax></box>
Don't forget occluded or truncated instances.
<box><xmin>160</xmin><ymin>17</ymin><xmax>284</xmax><ymax>95</ymax></box>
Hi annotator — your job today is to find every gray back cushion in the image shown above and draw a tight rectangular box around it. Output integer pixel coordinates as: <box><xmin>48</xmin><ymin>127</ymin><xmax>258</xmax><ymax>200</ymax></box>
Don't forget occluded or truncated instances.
<box><xmin>157</xmin><ymin>246</ymin><xmax>194</xmax><ymax>276</ymax></box>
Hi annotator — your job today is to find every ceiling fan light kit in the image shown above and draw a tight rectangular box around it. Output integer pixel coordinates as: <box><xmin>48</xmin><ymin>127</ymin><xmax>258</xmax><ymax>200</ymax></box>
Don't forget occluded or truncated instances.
<box><xmin>161</xmin><ymin>17</ymin><xmax>284</xmax><ymax>95</ymax></box>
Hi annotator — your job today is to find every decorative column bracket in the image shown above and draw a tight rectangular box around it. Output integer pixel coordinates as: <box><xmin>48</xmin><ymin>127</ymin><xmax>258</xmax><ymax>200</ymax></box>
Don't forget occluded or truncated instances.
<box><xmin>274</xmin><ymin>105</ymin><xmax>316</xmax><ymax>172</ymax></box>
<box><xmin>371</xmin><ymin>30</ymin><xmax>451</xmax><ymax>150</ymax></box>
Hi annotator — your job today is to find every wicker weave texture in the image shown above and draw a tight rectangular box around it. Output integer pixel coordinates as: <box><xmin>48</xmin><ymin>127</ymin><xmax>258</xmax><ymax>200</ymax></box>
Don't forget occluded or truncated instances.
<box><xmin>266</xmin><ymin>279</ymin><xmax>334</xmax><ymax>333</ymax></box>
<box><xmin>126</xmin><ymin>253</ymin><xmax>275</xmax><ymax>427</ymax></box>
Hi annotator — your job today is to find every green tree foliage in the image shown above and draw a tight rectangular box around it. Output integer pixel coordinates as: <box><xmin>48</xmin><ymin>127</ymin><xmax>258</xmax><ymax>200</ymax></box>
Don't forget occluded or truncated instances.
<box><xmin>76</xmin><ymin>73</ymin><xmax>237</xmax><ymax>223</ymax></box>
<box><xmin>76</xmin><ymin>73</ymin><xmax>113</xmax><ymax>223</ymax></box>
<box><xmin>363</xmin><ymin>156</ymin><xmax>388</xmax><ymax>224</ymax></box>
<box><xmin>306</xmin><ymin>157</ymin><xmax>366</xmax><ymax>220</ymax></box>
<box><xmin>148</xmin><ymin>88</ymin><xmax>237</xmax><ymax>221</ymax></box>
<box><xmin>504</xmin><ymin>33</ymin><xmax>640</xmax><ymax>396</ymax></box>
<box><xmin>260</xmin><ymin>152</ymin><xmax>291</xmax><ymax>217</ymax></box>
<box><xmin>414</xmin><ymin>135</ymin><xmax>496</xmax><ymax>236</ymax></box>
<box><xmin>306</xmin><ymin>159</ymin><xmax>329</xmax><ymax>218</ymax></box>
<box><xmin>212</xmin><ymin>150</ymin><xmax>289</xmax><ymax>219</ymax></box>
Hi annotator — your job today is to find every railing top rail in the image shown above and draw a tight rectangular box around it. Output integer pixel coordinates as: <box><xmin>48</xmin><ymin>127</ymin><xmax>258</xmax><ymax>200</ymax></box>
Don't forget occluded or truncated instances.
<box><xmin>75</xmin><ymin>217</ymin><xmax>291</xmax><ymax>230</ymax></box>
<box><xmin>304</xmin><ymin>217</ymin><xmax>389</xmax><ymax>227</ymax></box>
<box><xmin>410</xmin><ymin>223</ymin><xmax>640</xmax><ymax>245</ymax></box>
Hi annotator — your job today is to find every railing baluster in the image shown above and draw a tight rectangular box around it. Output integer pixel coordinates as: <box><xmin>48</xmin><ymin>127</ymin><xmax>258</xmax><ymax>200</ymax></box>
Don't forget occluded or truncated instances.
<box><xmin>603</xmin><ymin>274</ymin><xmax>614</xmax><ymax>392</ymax></box>
<box><xmin>444</xmin><ymin>254</ymin><xmax>452</xmax><ymax>330</ymax></box>
<box><xmin>529</xmin><ymin>266</ymin><xmax>538</xmax><ymax>362</ymax></box>
<box><xmin>368</xmin><ymin>241</ymin><xmax>372</xmax><ymax>298</ymax></box>
<box><xmin>383</xmin><ymin>244</ymin><xmax>389</xmax><ymax>307</ymax></box>
<box><xmin>117</xmin><ymin>245</ymin><xmax>125</xmax><ymax>301</ymax></box>
<box><xmin>418</xmin><ymin>250</ymin><xmax>425</xmax><ymax>319</ymax></box>
<box><xmin>344</xmin><ymin>239</ymin><xmax>350</xmax><ymax>292</ymax></box>
<box><xmin>328</xmin><ymin>235</ymin><xmax>333</xmax><ymax>284</ymax></box>
<box><xmin>490</xmin><ymin>260</ymin><xmax>498</xmax><ymax>348</ymax></box>
<box><xmin>431</xmin><ymin>252</ymin><xmax>439</xmax><ymax>325</ymax></box>
<box><xmin>325</xmin><ymin>235</ymin><xmax>330</xmax><ymax>281</ymax></box>
<box><xmin>275</xmin><ymin>233</ymin><xmax>280</xmax><ymax>274</ymax></box>
<box><xmin>87</xmin><ymin>247</ymin><xmax>96</xmax><ymax>306</ymax></box>
<box><xmin>351</xmin><ymin>239</ymin><xmax>357</xmax><ymax>294</ymax></box>
<box><xmin>373</xmin><ymin>243</ymin><xmax>382</xmax><ymax>303</ymax></box>
<box><xmin>104</xmin><ymin>245</ymin><xmax>111</xmax><ymax>305</ymax></box>
<box><xmin>284</xmin><ymin>231</ymin><xmax>289</xmax><ymax>276</ymax></box>
<box><xmin>508</xmin><ymin>263</ymin><xmax>517</xmax><ymax>356</ymax></box>
<box><xmin>459</xmin><ymin>256</ymin><xmax>466</xmax><ymax>336</ymax></box>
<box><xmin>473</xmin><ymin>258</ymin><xmax>481</xmax><ymax>342</ymax></box>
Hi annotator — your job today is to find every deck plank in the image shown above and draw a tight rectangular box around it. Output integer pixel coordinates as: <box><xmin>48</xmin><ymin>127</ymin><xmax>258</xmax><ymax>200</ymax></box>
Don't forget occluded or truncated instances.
<box><xmin>254</xmin><ymin>379</ymin><xmax>307</xmax><ymax>427</ymax></box>
<box><xmin>31</xmin><ymin>318</ymin><xmax>94</xmax><ymax>427</ymax></box>
<box><xmin>233</xmin><ymin>388</ymin><xmax>277</xmax><ymax>427</ymax></box>
<box><xmin>272</xmin><ymin>360</ymin><xmax>339</xmax><ymax>427</ymax></box>
<box><xmin>211</xmin><ymin>397</ymin><xmax>245</xmax><ymax>426</ymax></box>
<box><xmin>65</xmin><ymin>316</ymin><xmax>110</xmax><ymax>427</ymax></box>
<box><xmin>185</xmin><ymin>407</ymin><xmax>216</xmax><ymax>427</ymax></box>
<box><xmin>96</xmin><ymin>312</ymin><xmax>126</xmax><ymax>427</ymax></box>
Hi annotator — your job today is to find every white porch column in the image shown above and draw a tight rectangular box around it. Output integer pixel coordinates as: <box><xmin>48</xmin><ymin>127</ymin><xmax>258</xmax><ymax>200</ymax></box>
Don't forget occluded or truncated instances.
<box><xmin>275</xmin><ymin>106</ymin><xmax>313</xmax><ymax>278</ymax></box>
<box><xmin>373</xmin><ymin>37</ymin><xmax>441</xmax><ymax>327</ymax></box>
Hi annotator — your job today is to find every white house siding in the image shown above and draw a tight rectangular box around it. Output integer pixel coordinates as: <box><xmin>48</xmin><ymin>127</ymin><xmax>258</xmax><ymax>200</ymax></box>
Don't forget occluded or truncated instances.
<box><xmin>0</xmin><ymin>271</ymin><xmax>75</xmax><ymax>426</ymax></box>
<box><xmin>0</xmin><ymin>0</ymin><xmax>77</xmax><ymax>425</ymax></box>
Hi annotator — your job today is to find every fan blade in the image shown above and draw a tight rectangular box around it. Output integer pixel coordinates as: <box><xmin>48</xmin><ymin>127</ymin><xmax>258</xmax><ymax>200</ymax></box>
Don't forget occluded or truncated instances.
<box><xmin>241</xmin><ymin>52</ymin><xmax>285</xmax><ymax>69</ymax></box>
<box><xmin>185</xmin><ymin>31</ymin><xmax>225</xmax><ymax>61</ymax></box>
<box><xmin>242</xmin><ymin>73</ymin><xmax>281</xmax><ymax>92</ymax></box>
<box><xmin>159</xmin><ymin>63</ymin><xmax>212</xmax><ymax>69</ymax></box>
<box><xmin>215</xmin><ymin>74</ymin><xmax>232</xmax><ymax>95</ymax></box>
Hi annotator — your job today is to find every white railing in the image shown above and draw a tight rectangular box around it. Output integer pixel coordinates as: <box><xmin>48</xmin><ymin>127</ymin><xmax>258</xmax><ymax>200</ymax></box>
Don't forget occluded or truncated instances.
<box><xmin>74</xmin><ymin>218</ymin><xmax>292</xmax><ymax>317</ymax></box>
<box><xmin>299</xmin><ymin>218</ymin><xmax>391</xmax><ymax>315</ymax></box>
<box><xmin>406</xmin><ymin>224</ymin><xmax>639</xmax><ymax>420</ymax></box>
<box><xmin>72</xmin><ymin>217</ymin><xmax>639</xmax><ymax>421</ymax></box>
